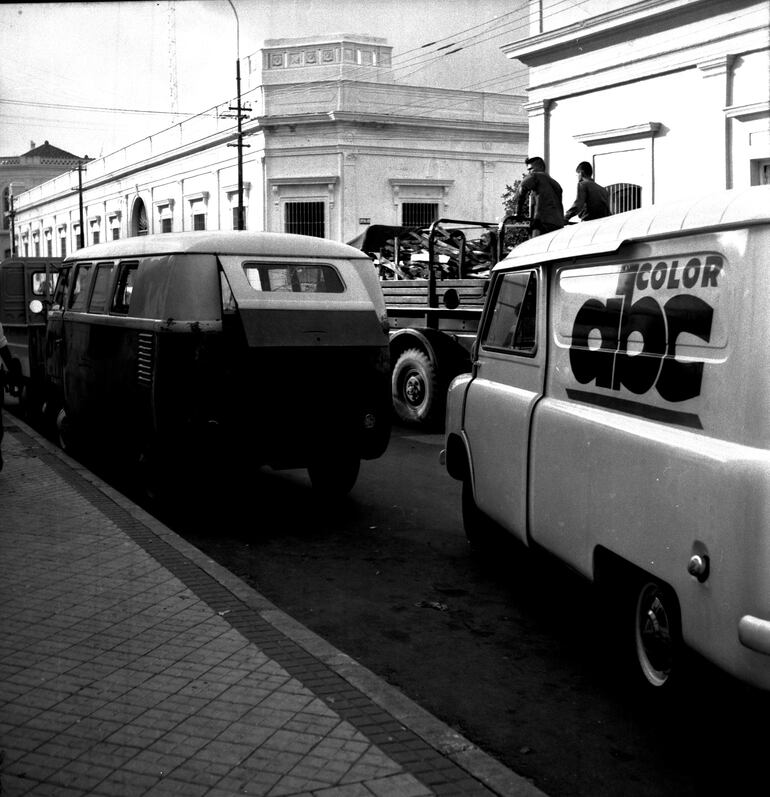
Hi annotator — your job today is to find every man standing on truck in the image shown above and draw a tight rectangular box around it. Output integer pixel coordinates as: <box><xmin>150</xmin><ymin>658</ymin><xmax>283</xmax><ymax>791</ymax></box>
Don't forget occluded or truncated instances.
<box><xmin>564</xmin><ymin>161</ymin><xmax>611</xmax><ymax>223</ymax></box>
<box><xmin>0</xmin><ymin>320</ymin><xmax>20</xmax><ymax>472</ymax></box>
<box><xmin>514</xmin><ymin>156</ymin><xmax>564</xmax><ymax>237</ymax></box>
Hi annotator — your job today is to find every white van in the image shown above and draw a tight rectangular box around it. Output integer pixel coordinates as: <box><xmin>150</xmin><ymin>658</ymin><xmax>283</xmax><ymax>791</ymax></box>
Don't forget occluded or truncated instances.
<box><xmin>442</xmin><ymin>185</ymin><xmax>770</xmax><ymax>691</ymax></box>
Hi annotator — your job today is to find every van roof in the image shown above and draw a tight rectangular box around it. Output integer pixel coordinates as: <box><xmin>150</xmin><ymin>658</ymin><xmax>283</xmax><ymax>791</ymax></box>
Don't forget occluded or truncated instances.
<box><xmin>494</xmin><ymin>184</ymin><xmax>770</xmax><ymax>271</ymax></box>
<box><xmin>65</xmin><ymin>231</ymin><xmax>370</xmax><ymax>263</ymax></box>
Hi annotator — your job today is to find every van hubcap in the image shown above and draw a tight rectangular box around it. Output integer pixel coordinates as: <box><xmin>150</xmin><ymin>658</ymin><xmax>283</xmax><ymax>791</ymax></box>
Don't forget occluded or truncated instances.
<box><xmin>636</xmin><ymin>583</ymin><xmax>673</xmax><ymax>686</ymax></box>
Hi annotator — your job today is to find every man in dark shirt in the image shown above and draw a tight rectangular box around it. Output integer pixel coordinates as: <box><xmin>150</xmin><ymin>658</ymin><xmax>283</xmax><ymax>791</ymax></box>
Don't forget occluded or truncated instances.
<box><xmin>564</xmin><ymin>161</ymin><xmax>611</xmax><ymax>222</ymax></box>
<box><xmin>514</xmin><ymin>156</ymin><xmax>564</xmax><ymax>237</ymax></box>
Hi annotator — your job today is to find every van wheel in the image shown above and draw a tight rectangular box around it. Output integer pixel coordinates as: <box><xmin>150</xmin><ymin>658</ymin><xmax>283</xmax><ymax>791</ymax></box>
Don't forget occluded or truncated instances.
<box><xmin>56</xmin><ymin>407</ymin><xmax>76</xmax><ymax>455</ymax></box>
<box><xmin>308</xmin><ymin>453</ymin><xmax>360</xmax><ymax>498</ymax></box>
<box><xmin>633</xmin><ymin>579</ymin><xmax>682</xmax><ymax>689</ymax></box>
<box><xmin>392</xmin><ymin>348</ymin><xmax>440</xmax><ymax>427</ymax></box>
<box><xmin>462</xmin><ymin>479</ymin><xmax>497</xmax><ymax>550</ymax></box>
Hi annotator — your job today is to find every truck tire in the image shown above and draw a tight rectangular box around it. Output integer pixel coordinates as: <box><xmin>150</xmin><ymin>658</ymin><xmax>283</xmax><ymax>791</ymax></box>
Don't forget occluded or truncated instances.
<box><xmin>392</xmin><ymin>348</ymin><xmax>441</xmax><ymax>428</ymax></box>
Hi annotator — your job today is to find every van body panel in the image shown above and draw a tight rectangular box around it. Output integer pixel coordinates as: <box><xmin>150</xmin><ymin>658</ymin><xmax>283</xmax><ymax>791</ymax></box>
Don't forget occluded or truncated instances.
<box><xmin>444</xmin><ymin>186</ymin><xmax>770</xmax><ymax>690</ymax></box>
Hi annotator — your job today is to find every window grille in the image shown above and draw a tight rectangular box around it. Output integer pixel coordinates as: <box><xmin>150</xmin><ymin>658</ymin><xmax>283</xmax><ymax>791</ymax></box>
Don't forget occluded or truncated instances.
<box><xmin>47</xmin><ymin>240</ymin><xmax>52</xmax><ymax>257</ymax></box>
<box><xmin>112</xmin><ymin>228</ymin><xmax>120</xmax><ymax>240</ymax></box>
<box><xmin>402</xmin><ymin>202</ymin><xmax>438</xmax><ymax>227</ymax></box>
<box><xmin>284</xmin><ymin>201</ymin><xmax>325</xmax><ymax>238</ymax></box>
<box><xmin>232</xmin><ymin>206</ymin><xmax>246</xmax><ymax>230</ymax></box>
<box><xmin>192</xmin><ymin>213</ymin><xmax>206</xmax><ymax>231</ymax></box>
<box><xmin>136</xmin><ymin>202</ymin><xmax>148</xmax><ymax>236</ymax></box>
<box><xmin>606</xmin><ymin>183</ymin><xmax>642</xmax><ymax>215</ymax></box>
<box><xmin>92</xmin><ymin>231</ymin><xmax>100</xmax><ymax>245</ymax></box>
<box><xmin>60</xmin><ymin>237</ymin><xmax>66</xmax><ymax>258</ymax></box>
<box><xmin>161</xmin><ymin>218</ymin><xmax>172</xmax><ymax>233</ymax></box>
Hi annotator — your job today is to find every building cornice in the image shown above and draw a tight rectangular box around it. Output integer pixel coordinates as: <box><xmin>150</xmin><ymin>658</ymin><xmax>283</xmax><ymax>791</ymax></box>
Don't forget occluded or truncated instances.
<box><xmin>574</xmin><ymin>122</ymin><xmax>662</xmax><ymax>146</ymax></box>
<box><xmin>725</xmin><ymin>100</ymin><xmax>770</xmax><ymax>120</ymax></box>
<box><xmin>502</xmin><ymin>0</ymin><xmax>728</xmax><ymax>65</ymax></box>
<box><xmin>256</xmin><ymin>111</ymin><xmax>528</xmax><ymax>137</ymax></box>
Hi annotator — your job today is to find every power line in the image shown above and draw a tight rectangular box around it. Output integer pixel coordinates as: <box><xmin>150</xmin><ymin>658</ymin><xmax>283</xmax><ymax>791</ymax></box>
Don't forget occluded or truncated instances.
<box><xmin>0</xmin><ymin>98</ymin><xmax>216</xmax><ymax>118</ymax></box>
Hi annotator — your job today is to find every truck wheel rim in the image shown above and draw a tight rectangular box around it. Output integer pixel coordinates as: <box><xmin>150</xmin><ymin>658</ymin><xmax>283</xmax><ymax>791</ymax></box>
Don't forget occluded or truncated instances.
<box><xmin>635</xmin><ymin>582</ymin><xmax>673</xmax><ymax>687</ymax></box>
<box><xmin>404</xmin><ymin>372</ymin><xmax>425</xmax><ymax>406</ymax></box>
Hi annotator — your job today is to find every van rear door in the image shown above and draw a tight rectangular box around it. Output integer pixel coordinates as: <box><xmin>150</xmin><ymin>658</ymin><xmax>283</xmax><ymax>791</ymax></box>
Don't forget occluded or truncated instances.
<box><xmin>463</xmin><ymin>267</ymin><xmax>546</xmax><ymax>544</ymax></box>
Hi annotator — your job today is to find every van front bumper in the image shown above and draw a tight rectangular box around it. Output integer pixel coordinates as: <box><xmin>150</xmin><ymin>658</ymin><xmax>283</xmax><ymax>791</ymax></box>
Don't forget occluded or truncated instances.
<box><xmin>738</xmin><ymin>615</ymin><xmax>770</xmax><ymax>656</ymax></box>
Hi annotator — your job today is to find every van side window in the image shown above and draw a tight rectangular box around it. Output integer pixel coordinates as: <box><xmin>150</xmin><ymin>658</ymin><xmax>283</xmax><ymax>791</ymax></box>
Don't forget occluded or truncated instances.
<box><xmin>88</xmin><ymin>262</ymin><xmax>115</xmax><ymax>313</ymax></box>
<box><xmin>69</xmin><ymin>264</ymin><xmax>93</xmax><ymax>310</ymax></box>
<box><xmin>242</xmin><ymin>263</ymin><xmax>345</xmax><ymax>293</ymax></box>
<box><xmin>481</xmin><ymin>270</ymin><xmax>538</xmax><ymax>354</ymax></box>
<box><xmin>51</xmin><ymin>267</ymin><xmax>70</xmax><ymax>310</ymax></box>
<box><xmin>111</xmin><ymin>261</ymin><xmax>139</xmax><ymax>315</ymax></box>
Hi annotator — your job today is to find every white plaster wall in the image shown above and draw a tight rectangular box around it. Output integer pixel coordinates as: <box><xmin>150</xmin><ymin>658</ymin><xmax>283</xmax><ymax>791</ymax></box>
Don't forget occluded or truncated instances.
<box><xmin>547</xmin><ymin>67</ymin><xmax>729</xmax><ymax>206</ymax></box>
<box><xmin>732</xmin><ymin>49</ymin><xmax>770</xmax><ymax>107</ymax></box>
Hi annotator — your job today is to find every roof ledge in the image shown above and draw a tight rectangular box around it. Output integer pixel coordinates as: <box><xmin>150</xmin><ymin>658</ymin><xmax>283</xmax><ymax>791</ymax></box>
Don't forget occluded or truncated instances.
<box><xmin>502</xmin><ymin>0</ymin><xmax>714</xmax><ymax>65</ymax></box>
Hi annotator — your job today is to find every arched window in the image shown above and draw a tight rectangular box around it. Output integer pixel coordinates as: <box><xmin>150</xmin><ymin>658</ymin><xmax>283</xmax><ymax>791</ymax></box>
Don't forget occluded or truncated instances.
<box><xmin>131</xmin><ymin>198</ymin><xmax>148</xmax><ymax>237</ymax></box>
<box><xmin>605</xmin><ymin>183</ymin><xmax>642</xmax><ymax>215</ymax></box>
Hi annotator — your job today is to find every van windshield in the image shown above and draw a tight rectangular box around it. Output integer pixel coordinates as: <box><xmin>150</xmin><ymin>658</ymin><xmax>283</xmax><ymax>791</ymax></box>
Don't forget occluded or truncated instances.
<box><xmin>243</xmin><ymin>263</ymin><xmax>344</xmax><ymax>293</ymax></box>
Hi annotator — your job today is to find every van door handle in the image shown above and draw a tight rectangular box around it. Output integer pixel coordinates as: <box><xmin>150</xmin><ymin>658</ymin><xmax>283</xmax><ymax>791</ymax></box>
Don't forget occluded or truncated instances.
<box><xmin>471</xmin><ymin>360</ymin><xmax>481</xmax><ymax>377</ymax></box>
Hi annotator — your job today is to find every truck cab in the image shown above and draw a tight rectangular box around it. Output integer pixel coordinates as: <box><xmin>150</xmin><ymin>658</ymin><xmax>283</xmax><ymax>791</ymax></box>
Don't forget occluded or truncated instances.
<box><xmin>0</xmin><ymin>256</ymin><xmax>60</xmax><ymax>412</ymax></box>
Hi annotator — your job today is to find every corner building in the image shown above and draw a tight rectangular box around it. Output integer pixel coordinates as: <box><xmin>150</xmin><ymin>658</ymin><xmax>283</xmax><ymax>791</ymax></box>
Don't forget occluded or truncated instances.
<box><xmin>12</xmin><ymin>34</ymin><xmax>528</xmax><ymax>251</ymax></box>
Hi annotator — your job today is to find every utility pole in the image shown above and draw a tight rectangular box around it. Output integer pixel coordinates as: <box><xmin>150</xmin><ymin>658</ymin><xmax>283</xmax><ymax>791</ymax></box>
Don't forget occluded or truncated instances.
<box><xmin>168</xmin><ymin>0</ymin><xmax>179</xmax><ymax>122</ymax></box>
<box><xmin>77</xmin><ymin>160</ymin><xmax>85</xmax><ymax>249</ymax></box>
<box><xmin>7</xmin><ymin>186</ymin><xmax>15</xmax><ymax>257</ymax></box>
<box><xmin>226</xmin><ymin>0</ymin><xmax>249</xmax><ymax>230</ymax></box>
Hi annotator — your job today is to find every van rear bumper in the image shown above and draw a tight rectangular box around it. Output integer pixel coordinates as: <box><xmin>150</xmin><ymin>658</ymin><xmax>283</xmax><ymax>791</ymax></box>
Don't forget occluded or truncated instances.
<box><xmin>738</xmin><ymin>615</ymin><xmax>770</xmax><ymax>656</ymax></box>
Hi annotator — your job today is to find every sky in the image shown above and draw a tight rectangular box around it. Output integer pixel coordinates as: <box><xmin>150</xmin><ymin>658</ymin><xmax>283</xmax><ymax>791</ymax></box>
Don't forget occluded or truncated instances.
<box><xmin>0</xmin><ymin>0</ymin><xmax>530</xmax><ymax>161</ymax></box>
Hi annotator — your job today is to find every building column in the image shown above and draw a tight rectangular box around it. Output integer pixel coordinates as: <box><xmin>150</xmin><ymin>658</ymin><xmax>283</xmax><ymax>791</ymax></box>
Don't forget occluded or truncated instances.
<box><xmin>523</xmin><ymin>99</ymin><xmax>552</xmax><ymax>167</ymax></box>
<box><xmin>698</xmin><ymin>55</ymin><xmax>735</xmax><ymax>189</ymax></box>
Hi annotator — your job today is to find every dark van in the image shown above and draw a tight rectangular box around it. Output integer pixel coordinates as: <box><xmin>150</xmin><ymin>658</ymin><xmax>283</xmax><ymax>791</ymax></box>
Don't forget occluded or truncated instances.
<box><xmin>0</xmin><ymin>256</ymin><xmax>60</xmax><ymax>412</ymax></box>
<box><xmin>45</xmin><ymin>231</ymin><xmax>391</xmax><ymax>497</ymax></box>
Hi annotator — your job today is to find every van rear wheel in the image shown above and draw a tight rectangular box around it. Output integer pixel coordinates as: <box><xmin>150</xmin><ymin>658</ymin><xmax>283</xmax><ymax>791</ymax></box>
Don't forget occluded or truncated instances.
<box><xmin>56</xmin><ymin>407</ymin><xmax>76</xmax><ymax>455</ymax></box>
<box><xmin>633</xmin><ymin>579</ymin><xmax>682</xmax><ymax>689</ymax></box>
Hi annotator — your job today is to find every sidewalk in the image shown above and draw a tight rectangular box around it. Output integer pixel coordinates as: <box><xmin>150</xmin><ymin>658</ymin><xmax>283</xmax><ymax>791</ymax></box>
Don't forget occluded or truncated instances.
<box><xmin>0</xmin><ymin>416</ymin><xmax>548</xmax><ymax>797</ymax></box>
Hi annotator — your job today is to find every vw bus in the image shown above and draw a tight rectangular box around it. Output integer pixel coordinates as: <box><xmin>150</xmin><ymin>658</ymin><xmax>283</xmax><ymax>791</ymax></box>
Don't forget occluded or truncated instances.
<box><xmin>45</xmin><ymin>232</ymin><xmax>391</xmax><ymax>497</ymax></box>
<box><xmin>442</xmin><ymin>185</ymin><xmax>770</xmax><ymax>691</ymax></box>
